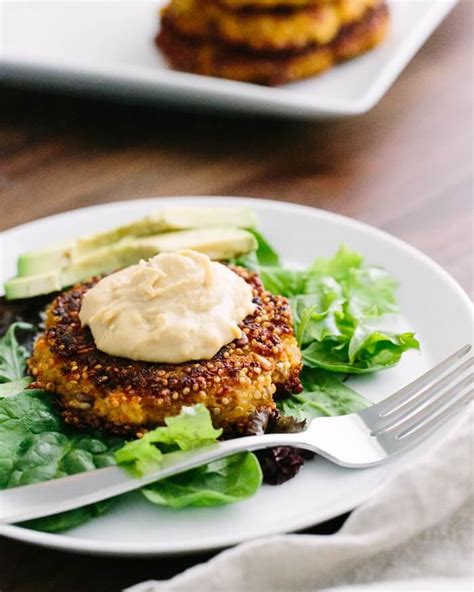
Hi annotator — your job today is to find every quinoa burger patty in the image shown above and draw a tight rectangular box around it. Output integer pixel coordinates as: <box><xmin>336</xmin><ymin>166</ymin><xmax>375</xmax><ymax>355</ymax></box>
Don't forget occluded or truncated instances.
<box><xmin>219</xmin><ymin>0</ymin><xmax>334</xmax><ymax>8</ymax></box>
<box><xmin>28</xmin><ymin>266</ymin><xmax>303</xmax><ymax>437</ymax></box>
<box><xmin>162</xmin><ymin>0</ymin><xmax>377</xmax><ymax>52</ymax></box>
<box><xmin>157</xmin><ymin>3</ymin><xmax>388</xmax><ymax>85</ymax></box>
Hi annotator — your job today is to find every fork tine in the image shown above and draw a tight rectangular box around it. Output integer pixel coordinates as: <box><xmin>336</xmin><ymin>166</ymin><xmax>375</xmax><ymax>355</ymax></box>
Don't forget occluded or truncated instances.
<box><xmin>371</xmin><ymin>358</ymin><xmax>473</xmax><ymax>432</ymax></box>
<box><xmin>391</xmin><ymin>389</ymin><xmax>473</xmax><ymax>449</ymax></box>
<box><xmin>375</xmin><ymin>389</ymin><xmax>473</xmax><ymax>456</ymax></box>
<box><xmin>375</xmin><ymin>372</ymin><xmax>473</xmax><ymax>437</ymax></box>
<box><xmin>371</xmin><ymin>345</ymin><xmax>471</xmax><ymax>418</ymax></box>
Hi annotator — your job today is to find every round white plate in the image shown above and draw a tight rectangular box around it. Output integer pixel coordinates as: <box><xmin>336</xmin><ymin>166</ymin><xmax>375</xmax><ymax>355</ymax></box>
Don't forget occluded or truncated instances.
<box><xmin>0</xmin><ymin>197</ymin><xmax>472</xmax><ymax>556</ymax></box>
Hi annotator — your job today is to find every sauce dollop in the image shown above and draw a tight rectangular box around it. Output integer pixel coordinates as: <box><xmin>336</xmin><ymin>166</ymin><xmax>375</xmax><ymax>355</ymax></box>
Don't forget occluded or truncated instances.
<box><xmin>79</xmin><ymin>250</ymin><xmax>256</xmax><ymax>363</ymax></box>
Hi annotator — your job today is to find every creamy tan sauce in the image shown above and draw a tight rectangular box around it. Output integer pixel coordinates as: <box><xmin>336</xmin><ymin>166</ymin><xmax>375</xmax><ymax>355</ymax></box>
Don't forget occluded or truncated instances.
<box><xmin>79</xmin><ymin>250</ymin><xmax>256</xmax><ymax>363</ymax></box>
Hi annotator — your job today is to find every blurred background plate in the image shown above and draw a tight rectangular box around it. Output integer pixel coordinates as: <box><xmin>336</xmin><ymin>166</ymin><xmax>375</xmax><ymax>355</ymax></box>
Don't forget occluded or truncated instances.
<box><xmin>0</xmin><ymin>197</ymin><xmax>472</xmax><ymax>556</ymax></box>
<box><xmin>0</xmin><ymin>0</ymin><xmax>457</xmax><ymax>118</ymax></box>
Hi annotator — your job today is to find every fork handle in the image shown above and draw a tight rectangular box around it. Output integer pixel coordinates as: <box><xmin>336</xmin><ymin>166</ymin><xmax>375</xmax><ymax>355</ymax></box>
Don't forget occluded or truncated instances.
<box><xmin>0</xmin><ymin>432</ymin><xmax>309</xmax><ymax>525</ymax></box>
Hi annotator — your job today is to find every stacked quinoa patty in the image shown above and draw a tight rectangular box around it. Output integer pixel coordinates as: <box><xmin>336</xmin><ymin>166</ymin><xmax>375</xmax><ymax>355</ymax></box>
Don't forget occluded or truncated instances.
<box><xmin>156</xmin><ymin>0</ymin><xmax>389</xmax><ymax>85</ymax></box>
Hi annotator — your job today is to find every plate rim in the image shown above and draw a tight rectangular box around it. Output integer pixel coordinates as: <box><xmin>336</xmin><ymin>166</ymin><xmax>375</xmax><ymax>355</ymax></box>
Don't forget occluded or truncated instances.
<box><xmin>0</xmin><ymin>196</ymin><xmax>472</xmax><ymax>556</ymax></box>
<box><xmin>1</xmin><ymin>481</ymin><xmax>388</xmax><ymax>556</ymax></box>
<box><xmin>0</xmin><ymin>0</ymin><xmax>458</xmax><ymax>117</ymax></box>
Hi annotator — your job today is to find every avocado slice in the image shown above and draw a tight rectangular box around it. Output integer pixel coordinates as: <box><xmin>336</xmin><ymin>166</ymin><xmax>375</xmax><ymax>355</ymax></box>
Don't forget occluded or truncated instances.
<box><xmin>17</xmin><ymin>206</ymin><xmax>257</xmax><ymax>277</ymax></box>
<box><xmin>77</xmin><ymin>206</ymin><xmax>258</xmax><ymax>252</ymax></box>
<box><xmin>4</xmin><ymin>271</ymin><xmax>63</xmax><ymax>300</ymax></box>
<box><xmin>149</xmin><ymin>227</ymin><xmax>257</xmax><ymax>261</ymax></box>
<box><xmin>17</xmin><ymin>242</ymin><xmax>75</xmax><ymax>277</ymax></box>
<box><xmin>5</xmin><ymin>227</ymin><xmax>257</xmax><ymax>300</ymax></box>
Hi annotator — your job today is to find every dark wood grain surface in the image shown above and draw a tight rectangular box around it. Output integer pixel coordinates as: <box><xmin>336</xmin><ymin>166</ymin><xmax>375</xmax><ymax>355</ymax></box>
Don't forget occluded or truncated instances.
<box><xmin>0</xmin><ymin>2</ymin><xmax>472</xmax><ymax>590</ymax></box>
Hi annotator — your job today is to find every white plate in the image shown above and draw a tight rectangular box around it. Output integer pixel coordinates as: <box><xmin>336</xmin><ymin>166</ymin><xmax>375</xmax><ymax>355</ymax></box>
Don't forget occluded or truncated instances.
<box><xmin>0</xmin><ymin>197</ymin><xmax>472</xmax><ymax>556</ymax></box>
<box><xmin>0</xmin><ymin>0</ymin><xmax>457</xmax><ymax>118</ymax></box>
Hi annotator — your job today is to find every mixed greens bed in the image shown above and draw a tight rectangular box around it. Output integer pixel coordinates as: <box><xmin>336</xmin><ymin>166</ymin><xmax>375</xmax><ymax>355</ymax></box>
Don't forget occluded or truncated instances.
<box><xmin>0</xmin><ymin>231</ymin><xmax>419</xmax><ymax>533</ymax></box>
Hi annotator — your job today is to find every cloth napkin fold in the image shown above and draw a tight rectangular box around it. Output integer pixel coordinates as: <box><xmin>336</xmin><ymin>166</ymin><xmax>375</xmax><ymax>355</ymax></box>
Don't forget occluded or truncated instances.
<box><xmin>127</xmin><ymin>408</ymin><xmax>473</xmax><ymax>592</ymax></box>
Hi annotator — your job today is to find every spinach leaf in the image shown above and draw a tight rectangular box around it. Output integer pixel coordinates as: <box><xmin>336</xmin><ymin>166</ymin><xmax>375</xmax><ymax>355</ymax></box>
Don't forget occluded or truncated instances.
<box><xmin>0</xmin><ymin>389</ymin><xmax>122</xmax><ymax>488</ymax></box>
<box><xmin>0</xmin><ymin>388</ymin><xmax>124</xmax><ymax>531</ymax></box>
<box><xmin>142</xmin><ymin>453</ymin><xmax>262</xmax><ymax>509</ymax></box>
<box><xmin>248</xmin><ymin>229</ymin><xmax>280</xmax><ymax>266</ymax></box>
<box><xmin>0</xmin><ymin>322</ymin><xmax>35</xmax><ymax>383</ymax></box>
<box><xmin>231</xmin><ymin>228</ymin><xmax>280</xmax><ymax>269</ymax></box>
<box><xmin>21</xmin><ymin>499</ymin><xmax>117</xmax><ymax>533</ymax></box>
<box><xmin>1</xmin><ymin>391</ymin><xmax>261</xmax><ymax>531</ymax></box>
<box><xmin>0</xmin><ymin>377</ymin><xmax>31</xmax><ymax>398</ymax></box>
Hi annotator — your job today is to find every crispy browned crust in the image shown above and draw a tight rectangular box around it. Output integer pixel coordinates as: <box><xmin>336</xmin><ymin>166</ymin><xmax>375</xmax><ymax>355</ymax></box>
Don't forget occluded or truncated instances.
<box><xmin>28</xmin><ymin>267</ymin><xmax>303</xmax><ymax>437</ymax></box>
<box><xmin>156</xmin><ymin>4</ymin><xmax>389</xmax><ymax>85</ymax></box>
<box><xmin>162</xmin><ymin>0</ymin><xmax>378</xmax><ymax>52</ymax></box>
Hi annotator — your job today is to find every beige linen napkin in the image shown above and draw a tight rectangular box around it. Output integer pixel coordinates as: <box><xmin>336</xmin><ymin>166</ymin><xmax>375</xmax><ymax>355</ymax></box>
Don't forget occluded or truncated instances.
<box><xmin>127</xmin><ymin>408</ymin><xmax>473</xmax><ymax>592</ymax></box>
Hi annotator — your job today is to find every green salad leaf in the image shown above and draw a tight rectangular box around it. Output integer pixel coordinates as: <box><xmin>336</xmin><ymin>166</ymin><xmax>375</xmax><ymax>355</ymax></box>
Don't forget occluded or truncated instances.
<box><xmin>302</xmin><ymin>328</ymin><xmax>420</xmax><ymax>374</ymax></box>
<box><xmin>239</xmin><ymin>243</ymin><xmax>419</xmax><ymax>375</ymax></box>
<box><xmin>21</xmin><ymin>499</ymin><xmax>117</xmax><ymax>533</ymax></box>
<box><xmin>115</xmin><ymin>404</ymin><xmax>222</xmax><ymax>477</ymax></box>
<box><xmin>278</xmin><ymin>368</ymin><xmax>370</xmax><ymax>422</ymax></box>
<box><xmin>290</xmin><ymin>279</ymin><xmax>345</xmax><ymax>346</ymax></box>
<box><xmin>0</xmin><ymin>391</ymin><xmax>261</xmax><ymax>530</ymax></box>
<box><xmin>248</xmin><ymin>229</ymin><xmax>281</xmax><ymax>266</ymax></box>
<box><xmin>143</xmin><ymin>453</ymin><xmax>262</xmax><ymax>509</ymax></box>
<box><xmin>231</xmin><ymin>228</ymin><xmax>281</xmax><ymax>269</ymax></box>
<box><xmin>260</xmin><ymin>267</ymin><xmax>307</xmax><ymax>298</ymax></box>
<box><xmin>0</xmin><ymin>322</ymin><xmax>35</xmax><ymax>383</ymax></box>
<box><xmin>116</xmin><ymin>404</ymin><xmax>262</xmax><ymax>508</ymax></box>
<box><xmin>0</xmin><ymin>389</ymin><xmax>122</xmax><ymax>490</ymax></box>
<box><xmin>0</xmin><ymin>387</ymin><xmax>123</xmax><ymax>532</ymax></box>
<box><xmin>0</xmin><ymin>377</ymin><xmax>31</xmax><ymax>398</ymax></box>
<box><xmin>308</xmin><ymin>246</ymin><xmax>399</xmax><ymax>319</ymax></box>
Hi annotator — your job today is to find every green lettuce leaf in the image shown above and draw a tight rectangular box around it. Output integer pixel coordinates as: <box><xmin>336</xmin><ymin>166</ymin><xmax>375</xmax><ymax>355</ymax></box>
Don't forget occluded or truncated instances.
<box><xmin>290</xmin><ymin>278</ymin><xmax>345</xmax><ymax>346</ymax></box>
<box><xmin>308</xmin><ymin>245</ymin><xmax>363</xmax><ymax>280</ymax></box>
<box><xmin>307</xmin><ymin>245</ymin><xmax>399</xmax><ymax>319</ymax></box>
<box><xmin>0</xmin><ymin>322</ymin><xmax>35</xmax><ymax>383</ymax></box>
<box><xmin>115</xmin><ymin>404</ymin><xmax>222</xmax><ymax>477</ymax></box>
<box><xmin>278</xmin><ymin>368</ymin><xmax>370</xmax><ymax>422</ymax></box>
<box><xmin>343</xmin><ymin>267</ymin><xmax>399</xmax><ymax>319</ymax></box>
<box><xmin>142</xmin><ymin>453</ymin><xmax>262</xmax><ymax>508</ymax></box>
<box><xmin>302</xmin><ymin>330</ymin><xmax>420</xmax><ymax>374</ymax></box>
<box><xmin>237</xmin><ymin>240</ymin><xmax>418</xmax><ymax>375</ymax></box>
<box><xmin>116</xmin><ymin>404</ymin><xmax>262</xmax><ymax>508</ymax></box>
<box><xmin>270</xmin><ymin>245</ymin><xmax>419</xmax><ymax>374</ymax></box>
<box><xmin>260</xmin><ymin>267</ymin><xmax>307</xmax><ymax>298</ymax></box>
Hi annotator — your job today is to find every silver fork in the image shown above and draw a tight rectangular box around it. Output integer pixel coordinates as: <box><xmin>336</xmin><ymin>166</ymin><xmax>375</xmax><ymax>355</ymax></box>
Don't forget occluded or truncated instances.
<box><xmin>0</xmin><ymin>345</ymin><xmax>472</xmax><ymax>525</ymax></box>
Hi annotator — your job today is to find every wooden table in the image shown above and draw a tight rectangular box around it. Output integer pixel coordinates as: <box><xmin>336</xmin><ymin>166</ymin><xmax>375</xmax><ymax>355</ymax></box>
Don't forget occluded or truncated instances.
<box><xmin>0</xmin><ymin>2</ymin><xmax>472</xmax><ymax>590</ymax></box>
